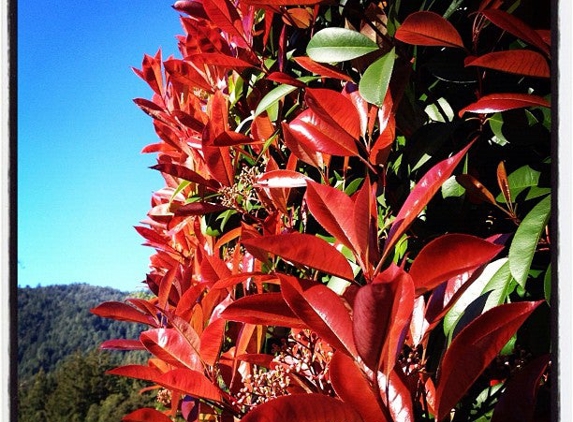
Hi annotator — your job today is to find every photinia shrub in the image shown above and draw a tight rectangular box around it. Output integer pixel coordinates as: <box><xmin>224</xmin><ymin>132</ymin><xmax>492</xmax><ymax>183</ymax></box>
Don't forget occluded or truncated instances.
<box><xmin>92</xmin><ymin>0</ymin><xmax>552</xmax><ymax>420</ymax></box>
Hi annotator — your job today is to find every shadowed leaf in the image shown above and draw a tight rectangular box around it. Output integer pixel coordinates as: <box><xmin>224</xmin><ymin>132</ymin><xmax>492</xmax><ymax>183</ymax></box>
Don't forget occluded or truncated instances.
<box><xmin>395</xmin><ymin>11</ymin><xmax>464</xmax><ymax>48</ymax></box>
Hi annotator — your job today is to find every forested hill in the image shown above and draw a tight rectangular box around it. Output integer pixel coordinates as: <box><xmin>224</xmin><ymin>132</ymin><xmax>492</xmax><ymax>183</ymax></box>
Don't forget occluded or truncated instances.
<box><xmin>17</xmin><ymin>283</ymin><xmax>144</xmax><ymax>380</ymax></box>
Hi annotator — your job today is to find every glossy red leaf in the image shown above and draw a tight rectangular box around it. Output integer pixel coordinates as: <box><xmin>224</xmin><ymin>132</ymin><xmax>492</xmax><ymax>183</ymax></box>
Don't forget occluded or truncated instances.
<box><xmin>294</xmin><ymin>56</ymin><xmax>353</xmax><ymax>82</ymax></box>
<box><xmin>159</xmin><ymin>368</ymin><xmax>225</xmax><ymax>403</ymax></box>
<box><xmin>281</xmin><ymin>121</ymin><xmax>325</xmax><ymax>169</ymax></box>
<box><xmin>352</xmin><ymin>179</ymin><xmax>373</xmax><ymax>269</ymax></box>
<box><xmin>409</xmin><ymin>234</ymin><xmax>503</xmax><ymax>295</ymax></box>
<box><xmin>188</xmin><ymin>52</ymin><xmax>257</xmax><ymax>69</ymax></box>
<box><xmin>481</xmin><ymin>9</ymin><xmax>550</xmax><ymax>56</ymax></box>
<box><xmin>151</xmin><ymin>163</ymin><xmax>220</xmax><ymax>189</ymax></box>
<box><xmin>330</xmin><ymin>351</ymin><xmax>389</xmax><ymax>421</ymax></box>
<box><xmin>289</xmin><ymin>110</ymin><xmax>358</xmax><ymax>156</ymax></box>
<box><xmin>122</xmin><ymin>407</ymin><xmax>173</xmax><ymax>422</ymax></box>
<box><xmin>202</xmin><ymin>0</ymin><xmax>247</xmax><ymax>48</ymax></box>
<box><xmin>305</xmin><ymin>88</ymin><xmax>361</xmax><ymax>140</ymax></box>
<box><xmin>91</xmin><ymin>302</ymin><xmax>158</xmax><ymax>327</ymax></box>
<box><xmin>243</xmin><ymin>233</ymin><xmax>354</xmax><ymax>280</ymax></box>
<box><xmin>254</xmin><ymin>170</ymin><xmax>311</xmax><ymax>188</ymax></box>
<box><xmin>491</xmin><ymin>354</ymin><xmax>550</xmax><ymax>422</ymax></box>
<box><xmin>305</xmin><ymin>181</ymin><xmax>356</xmax><ymax>253</ymax></box>
<box><xmin>100</xmin><ymin>339</ymin><xmax>145</xmax><ymax>351</ymax></box>
<box><xmin>163</xmin><ymin>59</ymin><xmax>212</xmax><ymax>93</ymax></box>
<box><xmin>174</xmin><ymin>202</ymin><xmax>230</xmax><ymax>216</ymax></box>
<box><xmin>212</xmin><ymin>131</ymin><xmax>258</xmax><ymax>146</ymax></box>
<box><xmin>140</xmin><ymin>328</ymin><xmax>203</xmax><ymax>371</ymax></box>
<box><xmin>240</xmin><ymin>0</ymin><xmax>328</xmax><ymax>5</ymax></box>
<box><xmin>279</xmin><ymin>274</ymin><xmax>357</xmax><ymax>358</ymax></box>
<box><xmin>200</xmin><ymin>317</ymin><xmax>227</xmax><ymax>366</ymax></box>
<box><xmin>377</xmin><ymin>368</ymin><xmax>415</xmax><ymax>422</ymax></box>
<box><xmin>394</xmin><ymin>11</ymin><xmax>464</xmax><ymax>48</ymax></box>
<box><xmin>266</xmin><ymin>71</ymin><xmax>307</xmax><ymax>87</ymax></box>
<box><xmin>382</xmin><ymin>141</ymin><xmax>474</xmax><ymax>261</ymax></box>
<box><xmin>132</xmin><ymin>50</ymin><xmax>164</xmax><ymax>97</ymax></box>
<box><xmin>220</xmin><ymin>292</ymin><xmax>307</xmax><ymax>328</ymax></box>
<box><xmin>435</xmin><ymin>301</ymin><xmax>543</xmax><ymax>421</ymax></box>
<box><xmin>107</xmin><ymin>364</ymin><xmax>163</xmax><ymax>383</ymax></box>
<box><xmin>465</xmin><ymin>50</ymin><xmax>549</xmax><ymax>78</ymax></box>
<box><xmin>459</xmin><ymin>93</ymin><xmax>550</xmax><ymax>116</ymax></box>
<box><xmin>241</xmin><ymin>394</ymin><xmax>363</xmax><ymax>422</ymax></box>
<box><xmin>353</xmin><ymin>267</ymin><xmax>414</xmax><ymax>373</ymax></box>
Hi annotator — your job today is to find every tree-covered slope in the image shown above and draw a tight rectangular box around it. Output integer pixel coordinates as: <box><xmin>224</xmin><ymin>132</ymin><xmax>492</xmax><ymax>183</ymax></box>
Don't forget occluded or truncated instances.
<box><xmin>17</xmin><ymin>283</ymin><xmax>145</xmax><ymax>380</ymax></box>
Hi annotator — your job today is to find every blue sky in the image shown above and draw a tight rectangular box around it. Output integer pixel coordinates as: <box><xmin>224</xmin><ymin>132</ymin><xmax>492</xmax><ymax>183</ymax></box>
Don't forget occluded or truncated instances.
<box><xmin>18</xmin><ymin>1</ymin><xmax>184</xmax><ymax>292</ymax></box>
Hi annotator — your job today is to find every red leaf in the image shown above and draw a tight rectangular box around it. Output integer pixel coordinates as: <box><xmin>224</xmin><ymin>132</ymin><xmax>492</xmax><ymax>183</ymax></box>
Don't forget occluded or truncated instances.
<box><xmin>491</xmin><ymin>354</ymin><xmax>550</xmax><ymax>422</ymax></box>
<box><xmin>465</xmin><ymin>50</ymin><xmax>549</xmax><ymax>78</ymax></box>
<box><xmin>353</xmin><ymin>266</ymin><xmax>414</xmax><ymax>372</ymax></box>
<box><xmin>395</xmin><ymin>11</ymin><xmax>464</xmax><ymax>48</ymax></box>
<box><xmin>305</xmin><ymin>181</ymin><xmax>357</xmax><ymax>255</ymax></box>
<box><xmin>140</xmin><ymin>328</ymin><xmax>203</xmax><ymax>371</ymax></box>
<box><xmin>241</xmin><ymin>394</ymin><xmax>363</xmax><ymax>422</ymax></box>
<box><xmin>294</xmin><ymin>56</ymin><xmax>353</xmax><ymax>82</ymax></box>
<box><xmin>239</xmin><ymin>0</ymin><xmax>328</xmax><ymax>5</ymax></box>
<box><xmin>200</xmin><ymin>318</ymin><xmax>227</xmax><ymax>366</ymax></box>
<box><xmin>202</xmin><ymin>0</ymin><xmax>247</xmax><ymax>48</ymax></box>
<box><xmin>211</xmin><ymin>131</ymin><xmax>258</xmax><ymax>147</ymax></box>
<box><xmin>382</xmin><ymin>141</ymin><xmax>474</xmax><ymax>261</ymax></box>
<box><xmin>409</xmin><ymin>234</ymin><xmax>503</xmax><ymax>295</ymax></box>
<box><xmin>173</xmin><ymin>1</ymin><xmax>209</xmax><ymax>19</ymax></box>
<box><xmin>174</xmin><ymin>202</ymin><xmax>230</xmax><ymax>216</ymax></box>
<box><xmin>459</xmin><ymin>93</ymin><xmax>550</xmax><ymax>116</ymax></box>
<box><xmin>100</xmin><ymin>339</ymin><xmax>145</xmax><ymax>351</ymax></box>
<box><xmin>242</xmin><ymin>233</ymin><xmax>354</xmax><ymax>280</ymax></box>
<box><xmin>266</xmin><ymin>71</ymin><xmax>307</xmax><ymax>87</ymax></box>
<box><xmin>254</xmin><ymin>170</ymin><xmax>311</xmax><ymax>188</ymax></box>
<box><xmin>132</xmin><ymin>50</ymin><xmax>164</xmax><ymax>97</ymax></box>
<box><xmin>164</xmin><ymin>59</ymin><xmax>212</xmax><ymax>93</ymax></box>
<box><xmin>159</xmin><ymin>368</ymin><xmax>225</xmax><ymax>403</ymax></box>
<box><xmin>122</xmin><ymin>408</ymin><xmax>173</xmax><ymax>422</ymax></box>
<box><xmin>220</xmin><ymin>292</ymin><xmax>307</xmax><ymax>328</ymax></box>
<box><xmin>481</xmin><ymin>9</ymin><xmax>550</xmax><ymax>56</ymax></box>
<box><xmin>282</xmin><ymin>121</ymin><xmax>325</xmax><ymax>169</ymax></box>
<box><xmin>305</xmin><ymin>88</ymin><xmax>361</xmax><ymax>140</ymax></box>
<box><xmin>435</xmin><ymin>301</ymin><xmax>543</xmax><ymax>421</ymax></box>
<box><xmin>188</xmin><ymin>52</ymin><xmax>257</xmax><ymax>69</ymax></box>
<box><xmin>279</xmin><ymin>274</ymin><xmax>357</xmax><ymax>358</ymax></box>
<box><xmin>91</xmin><ymin>302</ymin><xmax>159</xmax><ymax>327</ymax></box>
<box><xmin>151</xmin><ymin>163</ymin><xmax>220</xmax><ymax>189</ymax></box>
<box><xmin>107</xmin><ymin>364</ymin><xmax>163</xmax><ymax>383</ymax></box>
<box><xmin>289</xmin><ymin>110</ymin><xmax>358</xmax><ymax>156</ymax></box>
<box><xmin>377</xmin><ymin>368</ymin><xmax>416</xmax><ymax>422</ymax></box>
<box><xmin>330</xmin><ymin>351</ymin><xmax>390</xmax><ymax>421</ymax></box>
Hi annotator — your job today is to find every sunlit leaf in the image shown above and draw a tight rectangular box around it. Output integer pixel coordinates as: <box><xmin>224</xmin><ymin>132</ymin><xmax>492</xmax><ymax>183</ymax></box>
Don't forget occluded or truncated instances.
<box><xmin>305</xmin><ymin>88</ymin><xmax>361</xmax><ymax>139</ymax></box>
<box><xmin>459</xmin><ymin>93</ymin><xmax>550</xmax><ymax>116</ymax></box>
<box><xmin>435</xmin><ymin>301</ymin><xmax>543</xmax><ymax>421</ymax></box>
<box><xmin>244</xmin><ymin>232</ymin><xmax>354</xmax><ymax>280</ymax></box>
<box><xmin>254</xmin><ymin>170</ymin><xmax>311</xmax><ymax>188</ymax></box>
<box><xmin>241</xmin><ymin>394</ymin><xmax>363</xmax><ymax>422</ymax></box>
<box><xmin>122</xmin><ymin>407</ymin><xmax>173</xmax><ymax>422</ymax></box>
<box><xmin>279</xmin><ymin>274</ymin><xmax>357</xmax><ymax>357</ymax></box>
<box><xmin>382</xmin><ymin>141</ymin><xmax>474</xmax><ymax>261</ymax></box>
<box><xmin>293</xmin><ymin>56</ymin><xmax>353</xmax><ymax>81</ymax></box>
<box><xmin>394</xmin><ymin>11</ymin><xmax>464</xmax><ymax>48</ymax></box>
<box><xmin>330</xmin><ymin>351</ymin><xmax>389</xmax><ymax>421</ymax></box>
<box><xmin>508</xmin><ymin>195</ymin><xmax>551</xmax><ymax>287</ymax></box>
<box><xmin>100</xmin><ymin>339</ymin><xmax>146</xmax><ymax>351</ymax></box>
<box><xmin>465</xmin><ymin>50</ymin><xmax>549</xmax><ymax>78</ymax></box>
<box><xmin>307</xmin><ymin>28</ymin><xmax>379</xmax><ymax>63</ymax></box>
<box><xmin>255</xmin><ymin>84</ymin><xmax>298</xmax><ymax>117</ymax></box>
<box><xmin>91</xmin><ymin>302</ymin><xmax>159</xmax><ymax>327</ymax></box>
<box><xmin>140</xmin><ymin>328</ymin><xmax>203</xmax><ymax>371</ymax></box>
<box><xmin>220</xmin><ymin>293</ymin><xmax>307</xmax><ymax>328</ymax></box>
<box><xmin>159</xmin><ymin>368</ymin><xmax>225</xmax><ymax>403</ymax></box>
<box><xmin>359</xmin><ymin>48</ymin><xmax>395</xmax><ymax>107</ymax></box>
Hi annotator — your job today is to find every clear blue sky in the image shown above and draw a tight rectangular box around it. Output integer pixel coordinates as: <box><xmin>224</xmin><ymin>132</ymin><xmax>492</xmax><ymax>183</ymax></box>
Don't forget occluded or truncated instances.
<box><xmin>18</xmin><ymin>1</ymin><xmax>183</xmax><ymax>292</ymax></box>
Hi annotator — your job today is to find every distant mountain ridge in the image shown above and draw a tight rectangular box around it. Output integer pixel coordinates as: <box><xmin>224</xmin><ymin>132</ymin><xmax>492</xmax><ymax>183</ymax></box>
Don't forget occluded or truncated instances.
<box><xmin>17</xmin><ymin>283</ymin><xmax>144</xmax><ymax>380</ymax></box>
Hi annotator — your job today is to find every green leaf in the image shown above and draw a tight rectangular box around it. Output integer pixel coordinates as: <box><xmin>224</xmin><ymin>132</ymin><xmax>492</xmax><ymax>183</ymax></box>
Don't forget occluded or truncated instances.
<box><xmin>359</xmin><ymin>48</ymin><xmax>395</xmax><ymax>106</ymax></box>
<box><xmin>488</xmin><ymin>112</ymin><xmax>510</xmax><ymax>146</ymax></box>
<box><xmin>441</xmin><ymin>175</ymin><xmax>465</xmax><ymax>198</ymax></box>
<box><xmin>495</xmin><ymin>164</ymin><xmax>550</xmax><ymax>202</ymax></box>
<box><xmin>481</xmin><ymin>259</ymin><xmax>515</xmax><ymax>308</ymax></box>
<box><xmin>307</xmin><ymin>28</ymin><xmax>379</xmax><ymax>63</ymax></box>
<box><xmin>544</xmin><ymin>263</ymin><xmax>552</xmax><ymax>304</ymax></box>
<box><xmin>508</xmin><ymin>195</ymin><xmax>551</xmax><ymax>288</ymax></box>
<box><xmin>255</xmin><ymin>84</ymin><xmax>298</xmax><ymax>117</ymax></box>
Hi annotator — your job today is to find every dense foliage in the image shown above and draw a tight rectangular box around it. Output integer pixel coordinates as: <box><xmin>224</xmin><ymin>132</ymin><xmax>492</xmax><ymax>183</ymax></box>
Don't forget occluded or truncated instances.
<box><xmin>94</xmin><ymin>0</ymin><xmax>552</xmax><ymax>420</ymax></box>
